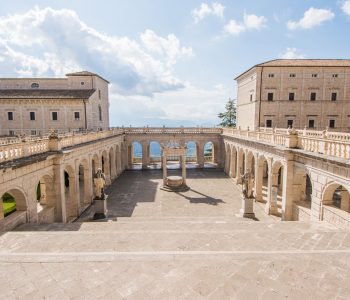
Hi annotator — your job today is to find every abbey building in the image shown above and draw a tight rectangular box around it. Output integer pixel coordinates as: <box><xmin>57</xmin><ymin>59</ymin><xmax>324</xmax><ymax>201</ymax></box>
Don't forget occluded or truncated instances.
<box><xmin>0</xmin><ymin>71</ymin><xmax>110</xmax><ymax>136</ymax></box>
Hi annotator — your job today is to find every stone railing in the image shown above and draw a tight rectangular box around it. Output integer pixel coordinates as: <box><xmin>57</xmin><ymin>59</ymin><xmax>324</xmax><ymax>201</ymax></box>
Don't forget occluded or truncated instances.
<box><xmin>222</xmin><ymin>127</ymin><xmax>350</xmax><ymax>160</ymax></box>
<box><xmin>0</xmin><ymin>128</ymin><xmax>124</xmax><ymax>164</ymax></box>
<box><xmin>123</xmin><ymin>127</ymin><xmax>222</xmax><ymax>135</ymax></box>
<box><xmin>322</xmin><ymin>205</ymin><xmax>350</xmax><ymax>230</ymax></box>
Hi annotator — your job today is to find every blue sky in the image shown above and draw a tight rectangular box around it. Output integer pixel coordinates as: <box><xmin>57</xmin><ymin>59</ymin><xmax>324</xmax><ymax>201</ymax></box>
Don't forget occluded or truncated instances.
<box><xmin>0</xmin><ymin>1</ymin><xmax>349</xmax><ymax>126</ymax></box>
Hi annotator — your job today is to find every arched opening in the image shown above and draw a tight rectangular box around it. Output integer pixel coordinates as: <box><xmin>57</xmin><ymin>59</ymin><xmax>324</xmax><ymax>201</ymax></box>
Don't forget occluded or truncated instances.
<box><xmin>255</xmin><ymin>155</ymin><xmax>269</xmax><ymax>203</ymax></box>
<box><xmin>186</xmin><ymin>141</ymin><xmax>198</xmax><ymax>168</ymax></box>
<box><xmin>115</xmin><ymin>145</ymin><xmax>121</xmax><ymax>175</ymax></box>
<box><xmin>149</xmin><ymin>141</ymin><xmax>161</xmax><ymax>169</ymax></box>
<box><xmin>237</xmin><ymin>149</ymin><xmax>245</xmax><ymax>180</ymax></box>
<box><xmin>1</xmin><ymin>189</ymin><xmax>27</xmax><ymax>228</ymax></box>
<box><xmin>130</xmin><ymin>141</ymin><xmax>142</xmax><ymax>170</ymax></box>
<box><xmin>101</xmin><ymin>150</ymin><xmax>110</xmax><ymax>184</ymax></box>
<box><xmin>64</xmin><ymin>166</ymin><xmax>78</xmax><ymax>222</ymax></box>
<box><xmin>109</xmin><ymin>147</ymin><xmax>115</xmax><ymax>180</ymax></box>
<box><xmin>78</xmin><ymin>160</ymin><xmax>91</xmax><ymax>212</ymax></box>
<box><xmin>204</xmin><ymin>141</ymin><xmax>214</xmax><ymax>168</ymax></box>
<box><xmin>36</xmin><ymin>175</ymin><xmax>56</xmax><ymax>223</ymax></box>
<box><xmin>322</xmin><ymin>183</ymin><xmax>350</xmax><ymax>229</ymax></box>
<box><xmin>271</xmin><ymin>162</ymin><xmax>284</xmax><ymax>217</ymax></box>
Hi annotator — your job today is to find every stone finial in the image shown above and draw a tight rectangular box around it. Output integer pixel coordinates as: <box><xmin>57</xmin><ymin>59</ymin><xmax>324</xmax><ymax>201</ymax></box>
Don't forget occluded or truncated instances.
<box><xmin>287</xmin><ymin>126</ymin><xmax>297</xmax><ymax>135</ymax></box>
<box><xmin>18</xmin><ymin>133</ymin><xmax>27</xmax><ymax>142</ymax></box>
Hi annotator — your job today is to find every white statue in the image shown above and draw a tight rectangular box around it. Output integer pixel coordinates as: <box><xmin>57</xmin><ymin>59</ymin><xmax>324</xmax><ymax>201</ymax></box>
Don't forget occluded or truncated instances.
<box><xmin>240</xmin><ymin>170</ymin><xmax>254</xmax><ymax>198</ymax></box>
<box><xmin>94</xmin><ymin>168</ymin><xmax>106</xmax><ymax>199</ymax></box>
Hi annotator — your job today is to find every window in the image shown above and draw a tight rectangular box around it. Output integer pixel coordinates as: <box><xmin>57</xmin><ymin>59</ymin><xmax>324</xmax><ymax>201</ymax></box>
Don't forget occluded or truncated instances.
<box><xmin>308</xmin><ymin>119</ymin><xmax>315</xmax><ymax>128</ymax></box>
<box><xmin>266</xmin><ymin>119</ymin><xmax>272</xmax><ymax>128</ymax></box>
<box><xmin>289</xmin><ymin>92</ymin><xmax>295</xmax><ymax>101</ymax></box>
<box><xmin>268</xmin><ymin>74</ymin><xmax>274</xmax><ymax>78</ymax></box>
<box><xmin>74</xmin><ymin>112</ymin><xmax>80</xmax><ymax>120</ymax></box>
<box><xmin>310</xmin><ymin>92</ymin><xmax>316</xmax><ymax>101</ymax></box>
<box><xmin>80</xmin><ymin>81</ymin><xmax>85</xmax><ymax>85</ymax></box>
<box><xmin>312</xmin><ymin>74</ymin><xmax>318</xmax><ymax>78</ymax></box>
<box><xmin>9</xmin><ymin>130</ymin><xmax>15</xmax><ymax>136</ymax></box>
<box><xmin>290</xmin><ymin>74</ymin><xmax>296</xmax><ymax>78</ymax></box>
<box><xmin>31</xmin><ymin>130</ymin><xmax>37</xmax><ymax>136</ymax></box>
<box><xmin>332</xmin><ymin>74</ymin><xmax>338</xmax><ymax>78</ymax></box>
<box><xmin>52</xmin><ymin>111</ymin><xmax>58</xmax><ymax>121</ymax></box>
<box><xmin>7</xmin><ymin>111</ymin><xmax>13</xmax><ymax>120</ymax></box>
<box><xmin>329</xmin><ymin>119</ymin><xmax>336</xmax><ymax>128</ymax></box>
<box><xmin>331</xmin><ymin>92</ymin><xmax>337</xmax><ymax>101</ymax></box>
<box><xmin>287</xmin><ymin>120</ymin><xmax>293</xmax><ymax>128</ymax></box>
<box><xmin>99</xmin><ymin>105</ymin><xmax>102</xmax><ymax>121</ymax></box>
<box><xmin>31</xmin><ymin>83</ymin><xmax>39</xmax><ymax>88</ymax></box>
<box><xmin>98</xmin><ymin>89</ymin><xmax>101</xmax><ymax>99</ymax></box>
<box><xmin>267</xmin><ymin>92</ymin><xmax>274</xmax><ymax>101</ymax></box>
<box><xmin>250</xmin><ymin>94</ymin><xmax>253</xmax><ymax>102</ymax></box>
<box><xmin>30</xmin><ymin>111</ymin><xmax>36</xmax><ymax>121</ymax></box>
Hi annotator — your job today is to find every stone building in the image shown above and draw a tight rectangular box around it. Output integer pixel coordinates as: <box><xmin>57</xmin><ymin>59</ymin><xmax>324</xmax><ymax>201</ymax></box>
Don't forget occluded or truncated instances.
<box><xmin>0</xmin><ymin>71</ymin><xmax>110</xmax><ymax>136</ymax></box>
<box><xmin>235</xmin><ymin>59</ymin><xmax>350</xmax><ymax>131</ymax></box>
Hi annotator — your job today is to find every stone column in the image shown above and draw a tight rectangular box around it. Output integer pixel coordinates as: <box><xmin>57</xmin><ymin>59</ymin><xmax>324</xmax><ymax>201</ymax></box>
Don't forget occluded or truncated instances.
<box><xmin>53</xmin><ymin>159</ymin><xmax>66</xmax><ymax>222</ymax></box>
<box><xmin>104</xmin><ymin>155</ymin><xmax>111</xmax><ymax>186</ymax></box>
<box><xmin>128</xmin><ymin>145</ymin><xmax>133</xmax><ymax>169</ymax></box>
<box><xmin>142</xmin><ymin>142</ymin><xmax>149</xmax><ymax>169</ymax></box>
<box><xmin>340</xmin><ymin>189</ymin><xmax>350</xmax><ymax>212</ymax></box>
<box><xmin>236</xmin><ymin>149</ymin><xmax>242</xmax><ymax>184</ymax></box>
<box><xmin>182</xmin><ymin>154</ymin><xmax>186</xmax><ymax>185</ymax></box>
<box><xmin>264</xmin><ymin>158</ymin><xmax>278</xmax><ymax>215</ymax></box>
<box><xmin>162</xmin><ymin>154</ymin><xmax>167</xmax><ymax>186</ymax></box>
<box><xmin>281</xmin><ymin>159</ymin><xmax>295</xmax><ymax>220</ymax></box>
<box><xmin>197</xmin><ymin>143</ymin><xmax>205</xmax><ymax>168</ymax></box>
<box><xmin>230</xmin><ymin>150</ymin><xmax>236</xmax><ymax>178</ymax></box>
<box><xmin>39</xmin><ymin>182</ymin><xmax>47</xmax><ymax>205</ymax></box>
<box><xmin>0</xmin><ymin>196</ymin><xmax>4</xmax><ymax>221</ymax></box>
<box><xmin>254</xmin><ymin>155</ymin><xmax>263</xmax><ymax>202</ymax></box>
<box><xmin>74</xmin><ymin>160</ymin><xmax>82</xmax><ymax>215</ymax></box>
<box><xmin>110</xmin><ymin>151</ymin><xmax>117</xmax><ymax>180</ymax></box>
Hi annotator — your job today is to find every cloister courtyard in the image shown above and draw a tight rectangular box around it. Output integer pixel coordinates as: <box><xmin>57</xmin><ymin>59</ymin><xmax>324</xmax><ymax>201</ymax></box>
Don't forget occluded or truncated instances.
<box><xmin>1</xmin><ymin>169</ymin><xmax>350</xmax><ymax>299</ymax></box>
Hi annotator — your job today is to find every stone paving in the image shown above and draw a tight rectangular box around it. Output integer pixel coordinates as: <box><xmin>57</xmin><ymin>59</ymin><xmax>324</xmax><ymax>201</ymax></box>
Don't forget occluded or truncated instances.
<box><xmin>1</xmin><ymin>169</ymin><xmax>350</xmax><ymax>299</ymax></box>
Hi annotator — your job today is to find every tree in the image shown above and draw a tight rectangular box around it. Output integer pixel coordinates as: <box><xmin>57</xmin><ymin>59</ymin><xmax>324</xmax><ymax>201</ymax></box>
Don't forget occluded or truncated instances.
<box><xmin>218</xmin><ymin>98</ymin><xmax>236</xmax><ymax>127</ymax></box>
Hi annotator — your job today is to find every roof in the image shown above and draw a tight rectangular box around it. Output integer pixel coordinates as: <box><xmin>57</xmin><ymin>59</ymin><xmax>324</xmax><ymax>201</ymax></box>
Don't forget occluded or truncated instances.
<box><xmin>235</xmin><ymin>59</ymin><xmax>350</xmax><ymax>80</ymax></box>
<box><xmin>66</xmin><ymin>71</ymin><xmax>110</xmax><ymax>83</ymax></box>
<box><xmin>0</xmin><ymin>89</ymin><xmax>96</xmax><ymax>99</ymax></box>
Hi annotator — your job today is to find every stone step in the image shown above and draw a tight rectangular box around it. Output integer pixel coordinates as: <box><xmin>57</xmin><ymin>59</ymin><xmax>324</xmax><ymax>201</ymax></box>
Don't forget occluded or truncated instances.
<box><xmin>13</xmin><ymin>219</ymin><xmax>337</xmax><ymax>234</ymax></box>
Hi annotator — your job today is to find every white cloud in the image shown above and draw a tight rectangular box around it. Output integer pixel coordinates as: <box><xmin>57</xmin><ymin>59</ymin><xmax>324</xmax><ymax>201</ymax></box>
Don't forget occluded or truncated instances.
<box><xmin>342</xmin><ymin>1</ymin><xmax>350</xmax><ymax>15</ymax></box>
<box><xmin>280</xmin><ymin>48</ymin><xmax>305</xmax><ymax>59</ymax></box>
<box><xmin>192</xmin><ymin>2</ymin><xmax>225</xmax><ymax>23</ymax></box>
<box><xmin>224</xmin><ymin>13</ymin><xmax>267</xmax><ymax>35</ymax></box>
<box><xmin>287</xmin><ymin>7</ymin><xmax>334</xmax><ymax>30</ymax></box>
<box><xmin>0</xmin><ymin>7</ymin><xmax>193</xmax><ymax>96</ymax></box>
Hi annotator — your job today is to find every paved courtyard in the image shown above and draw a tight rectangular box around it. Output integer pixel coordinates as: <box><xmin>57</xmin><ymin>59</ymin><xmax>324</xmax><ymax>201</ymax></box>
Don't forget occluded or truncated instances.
<box><xmin>1</xmin><ymin>170</ymin><xmax>350</xmax><ymax>299</ymax></box>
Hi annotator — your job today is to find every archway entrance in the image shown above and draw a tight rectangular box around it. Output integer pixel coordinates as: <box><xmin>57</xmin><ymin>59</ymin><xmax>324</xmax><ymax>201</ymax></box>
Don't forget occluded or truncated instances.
<box><xmin>149</xmin><ymin>141</ymin><xmax>162</xmax><ymax>169</ymax></box>
<box><xmin>1</xmin><ymin>189</ymin><xmax>27</xmax><ymax>229</ymax></box>
<box><xmin>204</xmin><ymin>142</ymin><xmax>217</xmax><ymax>168</ymax></box>
<box><xmin>186</xmin><ymin>141</ymin><xmax>197</xmax><ymax>169</ymax></box>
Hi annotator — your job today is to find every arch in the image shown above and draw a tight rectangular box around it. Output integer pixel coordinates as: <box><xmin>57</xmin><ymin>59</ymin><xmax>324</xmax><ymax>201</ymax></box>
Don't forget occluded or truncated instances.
<box><xmin>109</xmin><ymin>146</ymin><xmax>116</xmax><ymax>180</ymax></box>
<box><xmin>246</xmin><ymin>151</ymin><xmax>255</xmax><ymax>175</ymax></box>
<box><xmin>129</xmin><ymin>141</ymin><xmax>142</xmax><ymax>169</ymax></box>
<box><xmin>186</xmin><ymin>141</ymin><xmax>198</xmax><ymax>165</ymax></box>
<box><xmin>237</xmin><ymin>148</ymin><xmax>245</xmax><ymax>179</ymax></box>
<box><xmin>78</xmin><ymin>159</ymin><xmax>92</xmax><ymax>211</ymax></box>
<box><xmin>149</xmin><ymin>141</ymin><xmax>162</xmax><ymax>169</ymax></box>
<box><xmin>64</xmin><ymin>164</ymin><xmax>78</xmax><ymax>222</ymax></box>
<box><xmin>255</xmin><ymin>155</ymin><xmax>270</xmax><ymax>203</ymax></box>
<box><xmin>203</xmin><ymin>141</ymin><xmax>214</xmax><ymax>166</ymax></box>
<box><xmin>1</xmin><ymin>188</ymin><xmax>27</xmax><ymax>220</ymax></box>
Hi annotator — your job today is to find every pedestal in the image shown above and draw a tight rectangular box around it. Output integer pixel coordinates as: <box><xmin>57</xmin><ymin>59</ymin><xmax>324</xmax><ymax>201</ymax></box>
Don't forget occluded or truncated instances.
<box><xmin>239</xmin><ymin>195</ymin><xmax>255</xmax><ymax>219</ymax></box>
<box><xmin>93</xmin><ymin>195</ymin><xmax>108</xmax><ymax>220</ymax></box>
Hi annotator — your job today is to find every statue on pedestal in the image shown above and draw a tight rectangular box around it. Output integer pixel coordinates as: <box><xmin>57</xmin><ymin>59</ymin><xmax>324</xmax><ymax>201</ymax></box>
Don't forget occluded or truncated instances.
<box><xmin>94</xmin><ymin>168</ymin><xmax>106</xmax><ymax>199</ymax></box>
<box><xmin>240</xmin><ymin>171</ymin><xmax>254</xmax><ymax>198</ymax></box>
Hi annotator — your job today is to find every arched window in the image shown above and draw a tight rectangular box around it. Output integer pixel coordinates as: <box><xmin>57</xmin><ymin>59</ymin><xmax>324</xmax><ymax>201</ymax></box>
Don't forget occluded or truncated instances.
<box><xmin>99</xmin><ymin>105</ymin><xmax>102</xmax><ymax>121</ymax></box>
<box><xmin>31</xmin><ymin>83</ymin><xmax>39</xmax><ymax>88</ymax></box>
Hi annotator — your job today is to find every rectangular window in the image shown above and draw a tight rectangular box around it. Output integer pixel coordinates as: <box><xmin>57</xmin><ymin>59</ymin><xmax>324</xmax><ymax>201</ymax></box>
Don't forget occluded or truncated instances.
<box><xmin>289</xmin><ymin>92</ymin><xmax>295</xmax><ymax>101</ymax></box>
<box><xmin>31</xmin><ymin>130</ymin><xmax>37</xmax><ymax>136</ymax></box>
<box><xmin>74</xmin><ymin>112</ymin><xmax>80</xmax><ymax>120</ymax></box>
<box><xmin>52</xmin><ymin>111</ymin><xmax>58</xmax><ymax>121</ymax></box>
<box><xmin>268</xmin><ymin>74</ymin><xmax>274</xmax><ymax>78</ymax></box>
<box><xmin>331</xmin><ymin>92</ymin><xmax>337</xmax><ymax>101</ymax></box>
<box><xmin>267</xmin><ymin>92</ymin><xmax>274</xmax><ymax>101</ymax></box>
<box><xmin>290</xmin><ymin>74</ymin><xmax>296</xmax><ymax>78</ymax></box>
<box><xmin>310</xmin><ymin>92</ymin><xmax>316</xmax><ymax>101</ymax></box>
<box><xmin>98</xmin><ymin>89</ymin><xmax>101</xmax><ymax>99</ymax></box>
<box><xmin>329</xmin><ymin>119</ymin><xmax>336</xmax><ymax>128</ymax></box>
<box><xmin>250</xmin><ymin>94</ymin><xmax>253</xmax><ymax>102</ymax></box>
<box><xmin>287</xmin><ymin>120</ymin><xmax>293</xmax><ymax>128</ymax></box>
<box><xmin>266</xmin><ymin>119</ymin><xmax>272</xmax><ymax>128</ymax></box>
<box><xmin>308</xmin><ymin>119</ymin><xmax>315</xmax><ymax>128</ymax></box>
<box><xmin>7</xmin><ymin>111</ymin><xmax>13</xmax><ymax>120</ymax></box>
<box><xmin>312</xmin><ymin>74</ymin><xmax>318</xmax><ymax>78</ymax></box>
<box><xmin>29</xmin><ymin>111</ymin><xmax>36</xmax><ymax>121</ymax></box>
<box><xmin>9</xmin><ymin>130</ymin><xmax>15</xmax><ymax>136</ymax></box>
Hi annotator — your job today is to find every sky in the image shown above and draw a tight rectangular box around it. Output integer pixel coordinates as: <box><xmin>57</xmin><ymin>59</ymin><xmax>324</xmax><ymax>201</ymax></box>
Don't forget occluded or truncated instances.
<box><xmin>0</xmin><ymin>1</ymin><xmax>349</xmax><ymax>127</ymax></box>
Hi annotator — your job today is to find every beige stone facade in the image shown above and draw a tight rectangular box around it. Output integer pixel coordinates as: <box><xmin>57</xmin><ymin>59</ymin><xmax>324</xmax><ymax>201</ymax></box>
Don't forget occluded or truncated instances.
<box><xmin>236</xmin><ymin>59</ymin><xmax>350</xmax><ymax>131</ymax></box>
<box><xmin>0</xmin><ymin>71</ymin><xmax>110</xmax><ymax>136</ymax></box>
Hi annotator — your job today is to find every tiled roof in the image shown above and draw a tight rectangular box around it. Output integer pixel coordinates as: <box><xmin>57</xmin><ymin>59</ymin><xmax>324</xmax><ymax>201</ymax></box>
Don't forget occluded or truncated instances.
<box><xmin>235</xmin><ymin>59</ymin><xmax>350</xmax><ymax>80</ymax></box>
<box><xmin>0</xmin><ymin>89</ymin><xmax>96</xmax><ymax>99</ymax></box>
<box><xmin>66</xmin><ymin>71</ymin><xmax>109</xmax><ymax>83</ymax></box>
